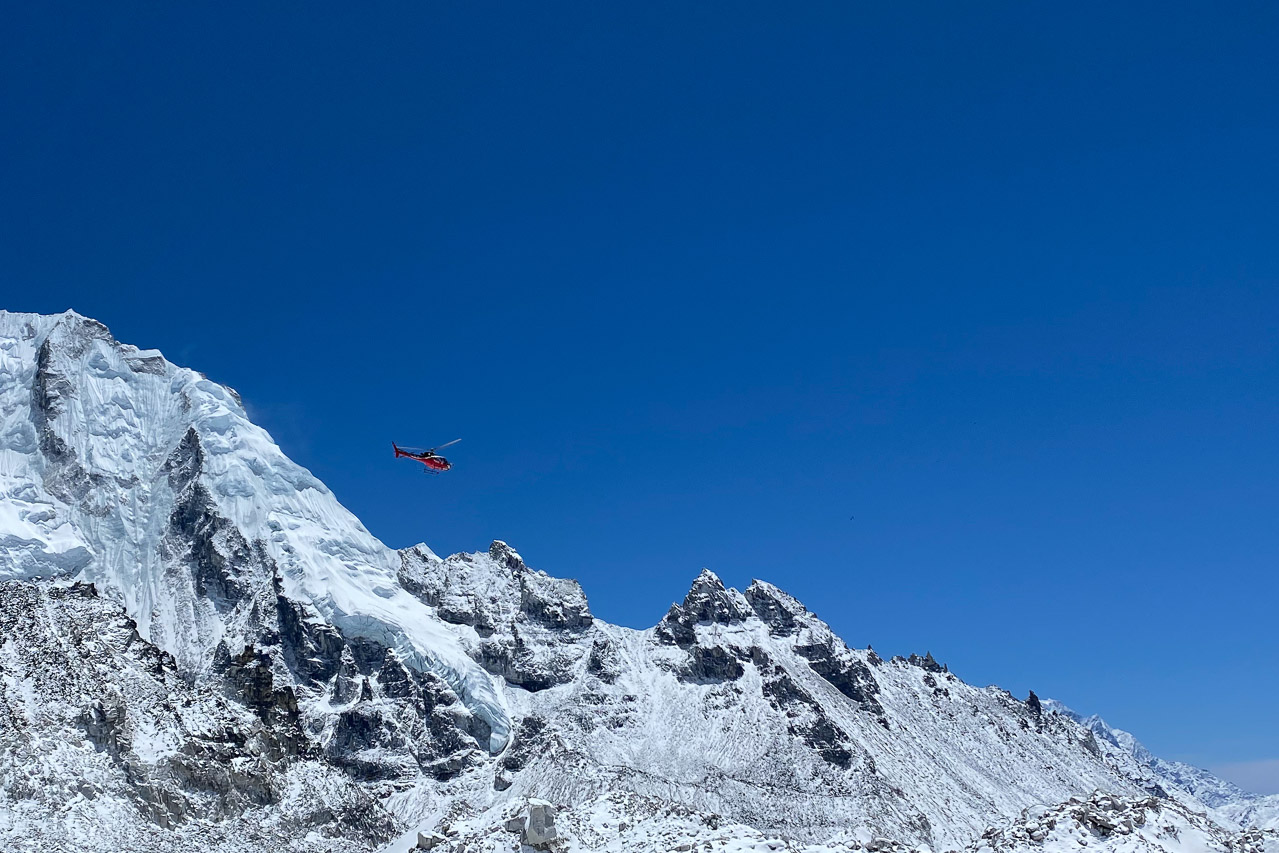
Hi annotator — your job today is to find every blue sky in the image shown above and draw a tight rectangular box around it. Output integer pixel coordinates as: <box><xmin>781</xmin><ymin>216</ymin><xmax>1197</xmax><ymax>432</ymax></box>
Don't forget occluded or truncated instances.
<box><xmin>2</xmin><ymin>3</ymin><xmax>1277</xmax><ymax>789</ymax></box>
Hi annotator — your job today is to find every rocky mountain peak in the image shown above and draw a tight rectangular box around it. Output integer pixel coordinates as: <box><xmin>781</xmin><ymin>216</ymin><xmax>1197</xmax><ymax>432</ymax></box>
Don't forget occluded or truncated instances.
<box><xmin>397</xmin><ymin>541</ymin><xmax>593</xmax><ymax>693</ymax></box>
<box><xmin>744</xmin><ymin>578</ymin><xmax>808</xmax><ymax>635</ymax></box>
<box><xmin>489</xmin><ymin>539</ymin><xmax>526</xmax><ymax>571</ymax></box>
<box><xmin>682</xmin><ymin>568</ymin><xmax>749</xmax><ymax>621</ymax></box>
<box><xmin>906</xmin><ymin>651</ymin><xmax>947</xmax><ymax>673</ymax></box>
<box><xmin>654</xmin><ymin>568</ymin><xmax>751</xmax><ymax>646</ymax></box>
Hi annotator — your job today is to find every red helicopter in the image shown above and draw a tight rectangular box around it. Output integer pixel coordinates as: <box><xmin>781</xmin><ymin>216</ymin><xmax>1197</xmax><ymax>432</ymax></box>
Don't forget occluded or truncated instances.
<box><xmin>392</xmin><ymin>439</ymin><xmax>460</xmax><ymax>473</ymax></box>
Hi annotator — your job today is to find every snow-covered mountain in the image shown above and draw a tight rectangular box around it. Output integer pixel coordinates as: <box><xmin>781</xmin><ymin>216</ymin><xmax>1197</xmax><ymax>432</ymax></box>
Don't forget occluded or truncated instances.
<box><xmin>393</xmin><ymin>545</ymin><xmax>1140</xmax><ymax>850</ymax></box>
<box><xmin>1044</xmin><ymin>700</ymin><xmax>1279</xmax><ymax>832</ymax></box>
<box><xmin>0</xmin><ymin>310</ymin><xmax>1273</xmax><ymax>853</ymax></box>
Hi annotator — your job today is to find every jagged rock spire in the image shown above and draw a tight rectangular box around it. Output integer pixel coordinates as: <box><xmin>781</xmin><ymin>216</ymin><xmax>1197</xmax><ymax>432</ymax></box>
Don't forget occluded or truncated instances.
<box><xmin>656</xmin><ymin>568</ymin><xmax>750</xmax><ymax>645</ymax></box>
<box><xmin>743</xmin><ymin>579</ymin><xmax>805</xmax><ymax>636</ymax></box>
<box><xmin>679</xmin><ymin>568</ymin><xmax>748</xmax><ymax>624</ymax></box>
<box><xmin>489</xmin><ymin>540</ymin><xmax>526</xmax><ymax>572</ymax></box>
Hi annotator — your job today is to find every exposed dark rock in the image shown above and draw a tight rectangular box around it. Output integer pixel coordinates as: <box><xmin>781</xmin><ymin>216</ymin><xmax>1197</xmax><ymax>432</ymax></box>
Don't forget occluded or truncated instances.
<box><xmin>501</xmin><ymin>715</ymin><xmax>553</xmax><ymax>773</ymax></box>
<box><xmin>1081</xmin><ymin>729</ymin><xmax>1103</xmax><ymax>758</ymax></box>
<box><xmin>586</xmin><ymin>637</ymin><xmax>622</xmax><ymax>683</ymax></box>
<box><xmin>489</xmin><ymin>539</ymin><xmax>526</xmax><ymax>572</ymax></box>
<box><xmin>31</xmin><ymin>339</ymin><xmax>111</xmax><ymax>513</ymax></box>
<box><xmin>327</xmin><ymin>703</ymin><xmax>405</xmax><ymax>780</ymax></box>
<box><xmin>276</xmin><ymin>594</ymin><xmax>344</xmax><ymax>684</ymax></box>
<box><xmin>681</xmin><ymin>644</ymin><xmax>745</xmax><ymax>683</ymax></box>
<box><xmin>679</xmin><ymin>569</ymin><xmax>748</xmax><ymax>624</ymax></box>
<box><xmin>794</xmin><ymin>641</ymin><xmax>885</xmax><ymax>719</ymax></box>
<box><xmin>398</xmin><ymin>542</ymin><xmax>594</xmax><ymax>691</ymax></box>
<box><xmin>123</xmin><ymin>350</ymin><xmax>167</xmax><ymax>374</ymax></box>
<box><xmin>33</xmin><ymin>339</ymin><xmax>73</xmax><ymax>421</ymax></box>
<box><xmin>81</xmin><ymin>697</ymin><xmax>129</xmax><ymax>755</ymax></box>
<box><xmin>518</xmin><ymin>573</ymin><xmax>593</xmax><ymax>631</ymax></box>
<box><xmin>743</xmin><ymin>581</ymin><xmax>801</xmax><ymax>636</ymax></box>
<box><xmin>907</xmin><ymin>652</ymin><xmax>947</xmax><ymax>674</ymax></box>
<box><xmin>377</xmin><ymin>653</ymin><xmax>417</xmax><ymax>699</ymax></box>
<box><xmin>161</xmin><ymin>430</ymin><xmax>279</xmax><ymax>628</ymax></box>
<box><xmin>413</xmin><ymin>670</ymin><xmax>492</xmax><ymax>764</ymax></box>
<box><xmin>477</xmin><ymin>629</ymin><xmax>562</xmax><ymax>692</ymax></box>
<box><xmin>760</xmin><ymin>667</ymin><xmax>855</xmax><ymax>769</ymax></box>
<box><xmin>221</xmin><ymin>645</ymin><xmax>305</xmax><ymax>759</ymax></box>
<box><xmin>655</xmin><ymin>603</ymin><xmax>698</xmax><ymax>646</ymax></box>
<box><xmin>333</xmin><ymin>671</ymin><xmax>362</xmax><ymax>710</ymax></box>
<box><xmin>0</xmin><ymin>579</ymin><xmax>396</xmax><ymax>838</ymax></box>
<box><xmin>657</xmin><ymin>569</ymin><xmax>747</xmax><ymax>645</ymax></box>
<box><xmin>322</xmin><ymin>669</ymin><xmax>486</xmax><ymax>783</ymax></box>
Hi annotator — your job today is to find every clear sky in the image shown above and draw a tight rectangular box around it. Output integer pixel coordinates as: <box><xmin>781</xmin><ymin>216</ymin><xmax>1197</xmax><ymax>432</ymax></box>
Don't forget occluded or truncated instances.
<box><xmin>2</xmin><ymin>3</ymin><xmax>1277</xmax><ymax>790</ymax></box>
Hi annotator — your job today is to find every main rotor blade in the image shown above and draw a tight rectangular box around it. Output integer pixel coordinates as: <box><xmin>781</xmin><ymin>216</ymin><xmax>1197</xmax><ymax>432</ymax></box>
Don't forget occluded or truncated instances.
<box><xmin>433</xmin><ymin>438</ymin><xmax>462</xmax><ymax>451</ymax></box>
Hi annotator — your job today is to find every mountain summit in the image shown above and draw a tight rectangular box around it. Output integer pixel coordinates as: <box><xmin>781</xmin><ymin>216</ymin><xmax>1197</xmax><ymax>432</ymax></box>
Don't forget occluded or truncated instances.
<box><xmin>0</xmin><ymin>311</ymin><xmax>1273</xmax><ymax>853</ymax></box>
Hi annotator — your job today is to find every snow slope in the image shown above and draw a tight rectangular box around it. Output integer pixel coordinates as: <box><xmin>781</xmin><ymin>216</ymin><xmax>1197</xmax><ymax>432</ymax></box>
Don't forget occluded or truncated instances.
<box><xmin>1044</xmin><ymin>700</ymin><xmax>1279</xmax><ymax>831</ymax></box>
<box><xmin>0</xmin><ymin>310</ymin><xmax>509</xmax><ymax>750</ymax></box>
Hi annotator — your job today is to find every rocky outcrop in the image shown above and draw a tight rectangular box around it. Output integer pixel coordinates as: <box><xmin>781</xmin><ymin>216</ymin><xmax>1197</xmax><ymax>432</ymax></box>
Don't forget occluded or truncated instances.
<box><xmin>398</xmin><ymin>541</ymin><xmax>595</xmax><ymax>691</ymax></box>
<box><xmin>794</xmin><ymin>639</ymin><xmax>885</xmax><ymax>720</ymax></box>
<box><xmin>656</xmin><ymin>569</ymin><xmax>749</xmax><ymax>646</ymax></box>
<box><xmin>31</xmin><ymin>336</ymin><xmax>111</xmax><ymax>515</ymax></box>
<box><xmin>525</xmin><ymin>799</ymin><xmax>559</xmax><ymax>847</ymax></box>
<box><xmin>906</xmin><ymin>652</ymin><xmax>946</xmax><ymax>674</ymax></box>
<box><xmin>744</xmin><ymin>580</ymin><xmax>803</xmax><ymax>636</ymax></box>
<box><xmin>500</xmin><ymin>714</ymin><xmax>556</xmax><ymax>773</ymax></box>
<box><xmin>0</xmin><ymin>578</ymin><xmax>396</xmax><ymax>849</ymax></box>
<box><xmin>585</xmin><ymin>636</ymin><xmax>622</xmax><ymax>683</ymax></box>
<box><xmin>759</xmin><ymin>664</ymin><xmax>856</xmax><ymax>769</ymax></box>
<box><xmin>681</xmin><ymin>644</ymin><xmax>746</xmax><ymax>682</ymax></box>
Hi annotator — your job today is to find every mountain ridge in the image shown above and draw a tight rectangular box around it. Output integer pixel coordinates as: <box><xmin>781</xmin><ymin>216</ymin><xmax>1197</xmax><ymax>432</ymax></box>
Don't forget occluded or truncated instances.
<box><xmin>1044</xmin><ymin>699</ymin><xmax>1279</xmax><ymax>832</ymax></box>
<box><xmin>0</xmin><ymin>310</ymin><xmax>1272</xmax><ymax>853</ymax></box>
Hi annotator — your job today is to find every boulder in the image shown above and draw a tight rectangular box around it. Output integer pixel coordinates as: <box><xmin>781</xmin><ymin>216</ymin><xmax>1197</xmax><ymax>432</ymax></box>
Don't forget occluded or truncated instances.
<box><xmin>416</xmin><ymin>831</ymin><xmax>446</xmax><ymax>850</ymax></box>
<box><xmin>525</xmin><ymin>799</ymin><xmax>558</xmax><ymax>847</ymax></box>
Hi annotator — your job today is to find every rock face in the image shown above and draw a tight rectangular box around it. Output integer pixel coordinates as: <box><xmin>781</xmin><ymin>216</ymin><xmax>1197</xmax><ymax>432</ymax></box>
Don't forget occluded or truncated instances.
<box><xmin>0</xmin><ymin>578</ymin><xmax>393</xmax><ymax>853</ymax></box>
<box><xmin>0</xmin><ymin>310</ymin><xmax>1271</xmax><ymax>853</ymax></box>
<box><xmin>398</xmin><ymin>540</ymin><xmax>594</xmax><ymax>693</ymax></box>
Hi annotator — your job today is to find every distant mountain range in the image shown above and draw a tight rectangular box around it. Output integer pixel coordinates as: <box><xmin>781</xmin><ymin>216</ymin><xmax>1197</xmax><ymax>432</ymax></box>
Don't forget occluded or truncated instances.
<box><xmin>1044</xmin><ymin>699</ymin><xmax>1279</xmax><ymax>834</ymax></box>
